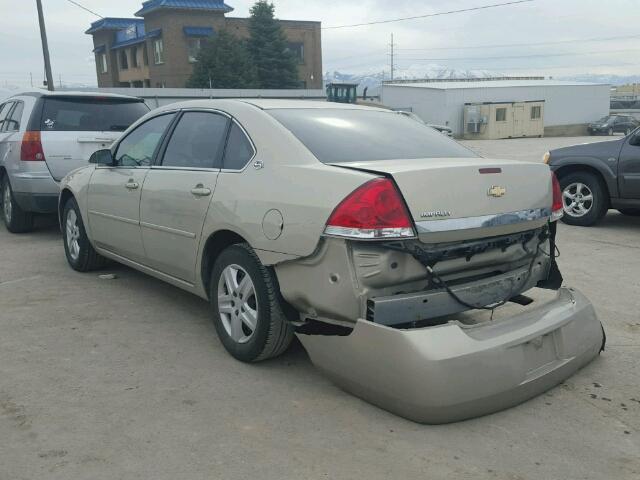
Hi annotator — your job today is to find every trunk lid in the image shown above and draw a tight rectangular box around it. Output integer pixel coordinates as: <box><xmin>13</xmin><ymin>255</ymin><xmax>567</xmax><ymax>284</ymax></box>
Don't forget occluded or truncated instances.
<box><xmin>329</xmin><ymin>157</ymin><xmax>553</xmax><ymax>243</ymax></box>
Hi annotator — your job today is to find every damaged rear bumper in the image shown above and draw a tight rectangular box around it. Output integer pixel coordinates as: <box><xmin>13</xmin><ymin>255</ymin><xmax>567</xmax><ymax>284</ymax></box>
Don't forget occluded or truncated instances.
<box><xmin>297</xmin><ymin>287</ymin><xmax>603</xmax><ymax>424</ymax></box>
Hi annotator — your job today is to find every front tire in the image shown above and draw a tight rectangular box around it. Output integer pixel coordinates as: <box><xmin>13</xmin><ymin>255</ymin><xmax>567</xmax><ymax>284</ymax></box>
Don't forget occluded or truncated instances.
<box><xmin>62</xmin><ymin>197</ymin><xmax>107</xmax><ymax>272</ymax></box>
<box><xmin>210</xmin><ymin>243</ymin><xmax>294</xmax><ymax>363</ymax></box>
<box><xmin>559</xmin><ymin>171</ymin><xmax>608</xmax><ymax>227</ymax></box>
<box><xmin>1</xmin><ymin>176</ymin><xmax>34</xmax><ymax>233</ymax></box>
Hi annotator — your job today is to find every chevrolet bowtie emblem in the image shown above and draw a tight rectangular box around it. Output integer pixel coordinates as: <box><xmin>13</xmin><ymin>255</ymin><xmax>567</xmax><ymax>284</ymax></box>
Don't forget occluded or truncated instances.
<box><xmin>488</xmin><ymin>186</ymin><xmax>507</xmax><ymax>198</ymax></box>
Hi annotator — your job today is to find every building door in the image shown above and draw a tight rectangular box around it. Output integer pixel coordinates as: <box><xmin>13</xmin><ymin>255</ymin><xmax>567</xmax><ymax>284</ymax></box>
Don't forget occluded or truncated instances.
<box><xmin>512</xmin><ymin>104</ymin><xmax>526</xmax><ymax>137</ymax></box>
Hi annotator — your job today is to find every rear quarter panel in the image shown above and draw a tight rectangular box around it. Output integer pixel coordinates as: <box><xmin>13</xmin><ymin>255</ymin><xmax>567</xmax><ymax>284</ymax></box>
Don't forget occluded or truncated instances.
<box><xmin>199</xmin><ymin>102</ymin><xmax>376</xmax><ymax>262</ymax></box>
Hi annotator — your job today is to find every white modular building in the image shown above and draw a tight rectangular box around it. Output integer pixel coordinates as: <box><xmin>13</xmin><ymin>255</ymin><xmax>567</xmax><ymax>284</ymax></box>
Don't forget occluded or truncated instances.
<box><xmin>381</xmin><ymin>79</ymin><xmax>611</xmax><ymax>138</ymax></box>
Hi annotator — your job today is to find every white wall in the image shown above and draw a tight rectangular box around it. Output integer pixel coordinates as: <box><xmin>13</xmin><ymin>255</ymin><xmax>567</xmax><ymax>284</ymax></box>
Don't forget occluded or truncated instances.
<box><xmin>382</xmin><ymin>84</ymin><xmax>611</xmax><ymax>136</ymax></box>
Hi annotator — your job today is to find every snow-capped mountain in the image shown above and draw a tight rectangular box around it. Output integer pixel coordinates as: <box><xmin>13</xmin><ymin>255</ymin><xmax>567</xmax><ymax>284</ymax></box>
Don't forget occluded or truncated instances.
<box><xmin>324</xmin><ymin>65</ymin><xmax>503</xmax><ymax>96</ymax></box>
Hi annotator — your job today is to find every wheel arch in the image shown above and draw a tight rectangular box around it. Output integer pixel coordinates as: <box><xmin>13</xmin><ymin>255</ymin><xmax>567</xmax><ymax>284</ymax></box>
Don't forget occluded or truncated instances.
<box><xmin>58</xmin><ymin>188</ymin><xmax>75</xmax><ymax>227</ymax></box>
<box><xmin>554</xmin><ymin>163</ymin><xmax>613</xmax><ymax>206</ymax></box>
<box><xmin>201</xmin><ymin>230</ymin><xmax>250</xmax><ymax>299</ymax></box>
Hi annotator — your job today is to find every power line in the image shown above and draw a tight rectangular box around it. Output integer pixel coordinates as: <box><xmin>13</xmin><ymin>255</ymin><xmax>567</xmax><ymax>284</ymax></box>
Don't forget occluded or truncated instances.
<box><xmin>323</xmin><ymin>0</ymin><xmax>535</xmax><ymax>30</ymax></box>
<box><xmin>397</xmin><ymin>47</ymin><xmax>640</xmax><ymax>63</ymax></box>
<box><xmin>66</xmin><ymin>0</ymin><xmax>103</xmax><ymax>18</ymax></box>
<box><xmin>396</xmin><ymin>33</ymin><xmax>640</xmax><ymax>51</ymax></box>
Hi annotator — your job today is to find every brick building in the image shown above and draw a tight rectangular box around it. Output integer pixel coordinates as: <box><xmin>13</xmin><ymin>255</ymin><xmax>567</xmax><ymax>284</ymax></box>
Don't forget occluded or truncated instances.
<box><xmin>86</xmin><ymin>0</ymin><xmax>322</xmax><ymax>89</ymax></box>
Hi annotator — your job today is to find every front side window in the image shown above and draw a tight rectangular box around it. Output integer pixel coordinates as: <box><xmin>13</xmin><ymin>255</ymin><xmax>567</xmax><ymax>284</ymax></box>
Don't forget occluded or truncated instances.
<box><xmin>6</xmin><ymin>102</ymin><xmax>24</xmax><ymax>132</ymax></box>
<box><xmin>496</xmin><ymin>108</ymin><xmax>507</xmax><ymax>122</ymax></box>
<box><xmin>268</xmin><ymin>109</ymin><xmax>476</xmax><ymax>164</ymax></box>
<box><xmin>162</xmin><ymin>112</ymin><xmax>228</xmax><ymax>169</ymax></box>
<box><xmin>114</xmin><ymin>114</ymin><xmax>175</xmax><ymax>167</ymax></box>
<box><xmin>223</xmin><ymin>123</ymin><xmax>254</xmax><ymax>170</ymax></box>
<box><xmin>188</xmin><ymin>38</ymin><xmax>202</xmax><ymax>63</ymax></box>
<box><xmin>531</xmin><ymin>105</ymin><xmax>541</xmax><ymax>120</ymax></box>
<box><xmin>154</xmin><ymin>39</ymin><xmax>164</xmax><ymax>64</ymax></box>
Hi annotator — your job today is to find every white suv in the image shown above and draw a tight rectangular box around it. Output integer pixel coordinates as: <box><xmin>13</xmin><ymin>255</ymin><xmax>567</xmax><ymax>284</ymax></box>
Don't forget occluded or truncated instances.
<box><xmin>0</xmin><ymin>91</ymin><xmax>149</xmax><ymax>233</ymax></box>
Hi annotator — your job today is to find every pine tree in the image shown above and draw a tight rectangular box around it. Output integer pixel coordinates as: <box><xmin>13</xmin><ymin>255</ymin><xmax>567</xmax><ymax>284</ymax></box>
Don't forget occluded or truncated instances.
<box><xmin>187</xmin><ymin>30</ymin><xmax>258</xmax><ymax>89</ymax></box>
<box><xmin>247</xmin><ymin>1</ymin><xmax>300</xmax><ymax>89</ymax></box>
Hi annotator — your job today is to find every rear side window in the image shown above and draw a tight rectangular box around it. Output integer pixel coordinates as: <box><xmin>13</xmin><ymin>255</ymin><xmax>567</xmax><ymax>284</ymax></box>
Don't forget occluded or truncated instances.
<box><xmin>162</xmin><ymin>112</ymin><xmax>229</xmax><ymax>169</ymax></box>
<box><xmin>6</xmin><ymin>102</ymin><xmax>24</xmax><ymax>132</ymax></box>
<box><xmin>114</xmin><ymin>114</ymin><xmax>175</xmax><ymax>167</ymax></box>
<box><xmin>223</xmin><ymin>123</ymin><xmax>254</xmax><ymax>170</ymax></box>
<box><xmin>268</xmin><ymin>109</ymin><xmax>476</xmax><ymax>164</ymax></box>
<box><xmin>40</xmin><ymin>97</ymin><xmax>149</xmax><ymax>132</ymax></box>
<box><xmin>0</xmin><ymin>102</ymin><xmax>13</xmax><ymax>130</ymax></box>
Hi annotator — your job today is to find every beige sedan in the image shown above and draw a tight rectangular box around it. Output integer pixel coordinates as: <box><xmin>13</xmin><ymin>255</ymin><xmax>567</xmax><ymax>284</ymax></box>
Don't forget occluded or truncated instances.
<box><xmin>59</xmin><ymin>99</ymin><xmax>605</xmax><ymax>423</ymax></box>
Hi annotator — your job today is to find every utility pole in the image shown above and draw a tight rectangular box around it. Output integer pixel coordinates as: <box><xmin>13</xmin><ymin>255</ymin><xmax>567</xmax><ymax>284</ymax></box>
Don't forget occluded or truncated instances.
<box><xmin>390</xmin><ymin>33</ymin><xmax>395</xmax><ymax>81</ymax></box>
<box><xmin>30</xmin><ymin>72</ymin><xmax>33</xmax><ymax>87</ymax></box>
<box><xmin>36</xmin><ymin>0</ymin><xmax>54</xmax><ymax>91</ymax></box>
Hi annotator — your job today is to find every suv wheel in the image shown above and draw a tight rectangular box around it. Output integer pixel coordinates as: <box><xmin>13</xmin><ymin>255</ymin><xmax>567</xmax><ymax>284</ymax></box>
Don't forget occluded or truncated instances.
<box><xmin>625</xmin><ymin>128</ymin><xmax>632</xmax><ymax>136</ymax></box>
<box><xmin>608</xmin><ymin>128</ymin><xmax>614</xmax><ymax>136</ymax></box>
<box><xmin>559</xmin><ymin>172</ymin><xmax>608</xmax><ymax>227</ymax></box>
<box><xmin>62</xmin><ymin>197</ymin><xmax>107</xmax><ymax>271</ymax></box>
<box><xmin>210</xmin><ymin>243</ymin><xmax>294</xmax><ymax>363</ymax></box>
<box><xmin>1</xmin><ymin>176</ymin><xmax>34</xmax><ymax>233</ymax></box>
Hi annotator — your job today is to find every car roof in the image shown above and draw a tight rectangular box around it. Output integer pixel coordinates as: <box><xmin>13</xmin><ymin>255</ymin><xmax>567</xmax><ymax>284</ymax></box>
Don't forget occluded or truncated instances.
<box><xmin>152</xmin><ymin>98</ymin><xmax>389</xmax><ymax>113</ymax></box>
<box><xmin>7</xmin><ymin>90</ymin><xmax>144</xmax><ymax>101</ymax></box>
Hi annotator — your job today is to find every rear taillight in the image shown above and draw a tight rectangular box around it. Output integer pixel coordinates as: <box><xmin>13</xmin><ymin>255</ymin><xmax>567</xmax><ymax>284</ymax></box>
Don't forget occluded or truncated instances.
<box><xmin>324</xmin><ymin>178</ymin><xmax>416</xmax><ymax>239</ymax></box>
<box><xmin>551</xmin><ymin>173</ymin><xmax>563</xmax><ymax>221</ymax></box>
<box><xmin>20</xmin><ymin>131</ymin><xmax>46</xmax><ymax>162</ymax></box>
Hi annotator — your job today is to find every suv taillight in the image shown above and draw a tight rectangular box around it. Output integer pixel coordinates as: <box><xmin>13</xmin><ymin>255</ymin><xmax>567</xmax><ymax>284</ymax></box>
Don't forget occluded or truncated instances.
<box><xmin>551</xmin><ymin>173</ymin><xmax>563</xmax><ymax>221</ymax></box>
<box><xmin>324</xmin><ymin>178</ymin><xmax>416</xmax><ymax>239</ymax></box>
<box><xmin>21</xmin><ymin>131</ymin><xmax>46</xmax><ymax>162</ymax></box>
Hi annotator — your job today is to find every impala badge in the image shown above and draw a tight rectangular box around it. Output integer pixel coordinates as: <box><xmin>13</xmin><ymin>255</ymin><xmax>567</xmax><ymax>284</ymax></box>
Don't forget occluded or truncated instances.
<box><xmin>421</xmin><ymin>210</ymin><xmax>452</xmax><ymax>219</ymax></box>
<box><xmin>488</xmin><ymin>186</ymin><xmax>507</xmax><ymax>198</ymax></box>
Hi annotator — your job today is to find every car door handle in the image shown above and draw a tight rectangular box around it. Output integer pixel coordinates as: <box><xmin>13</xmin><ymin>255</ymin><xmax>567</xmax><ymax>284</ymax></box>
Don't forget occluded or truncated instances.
<box><xmin>125</xmin><ymin>181</ymin><xmax>139</xmax><ymax>190</ymax></box>
<box><xmin>191</xmin><ymin>186</ymin><xmax>212</xmax><ymax>197</ymax></box>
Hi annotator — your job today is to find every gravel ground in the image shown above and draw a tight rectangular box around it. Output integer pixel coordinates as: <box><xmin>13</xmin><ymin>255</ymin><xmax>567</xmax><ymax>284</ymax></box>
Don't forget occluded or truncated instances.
<box><xmin>0</xmin><ymin>136</ymin><xmax>638</xmax><ymax>479</ymax></box>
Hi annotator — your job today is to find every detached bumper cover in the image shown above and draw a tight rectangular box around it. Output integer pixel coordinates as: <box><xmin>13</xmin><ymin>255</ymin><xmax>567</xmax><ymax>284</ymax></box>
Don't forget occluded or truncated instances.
<box><xmin>297</xmin><ymin>287</ymin><xmax>603</xmax><ymax>424</ymax></box>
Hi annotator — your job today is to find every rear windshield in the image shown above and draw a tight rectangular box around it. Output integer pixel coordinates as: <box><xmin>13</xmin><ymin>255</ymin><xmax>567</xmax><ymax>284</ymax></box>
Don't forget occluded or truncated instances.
<box><xmin>267</xmin><ymin>108</ymin><xmax>476</xmax><ymax>163</ymax></box>
<box><xmin>40</xmin><ymin>97</ymin><xmax>149</xmax><ymax>132</ymax></box>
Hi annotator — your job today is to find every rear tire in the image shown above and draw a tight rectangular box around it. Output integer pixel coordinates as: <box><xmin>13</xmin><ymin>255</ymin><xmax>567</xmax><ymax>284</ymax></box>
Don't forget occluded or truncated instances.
<box><xmin>559</xmin><ymin>171</ymin><xmax>608</xmax><ymax>227</ymax></box>
<box><xmin>1</xmin><ymin>175</ymin><xmax>34</xmax><ymax>233</ymax></box>
<box><xmin>210</xmin><ymin>243</ymin><xmax>294</xmax><ymax>363</ymax></box>
<box><xmin>618</xmin><ymin>208</ymin><xmax>640</xmax><ymax>216</ymax></box>
<box><xmin>608</xmin><ymin>128</ymin><xmax>614</xmax><ymax>136</ymax></box>
<box><xmin>62</xmin><ymin>197</ymin><xmax>107</xmax><ymax>272</ymax></box>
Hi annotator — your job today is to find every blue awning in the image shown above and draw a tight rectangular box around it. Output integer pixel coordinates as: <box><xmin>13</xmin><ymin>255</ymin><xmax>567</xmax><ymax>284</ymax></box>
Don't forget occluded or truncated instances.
<box><xmin>93</xmin><ymin>45</ymin><xmax>106</xmax><ymax>54</ymax></box>
<box><xmin>146</xmin><ymin>29</ymin><xmax>163</xmax><ymax>39</ymax></box>
<box><xmin>183</xmin><ymin>26</ymin><xmax>215</xmax><ymax>37</ymax></box>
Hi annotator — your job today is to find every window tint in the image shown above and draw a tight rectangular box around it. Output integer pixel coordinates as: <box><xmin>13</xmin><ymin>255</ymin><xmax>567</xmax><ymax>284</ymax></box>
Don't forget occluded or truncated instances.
<box><xmin>223</xmin><ymin>123</ymin><xmax>254</xmax><ymax>170</ymax></box>
<box><xmin>6</xmin><ymin>102</ymin><xmax>24</xmax><ymax>132</ymax></box>
<box><xmin>41</xmin><ymin>98</ymin><xmax>149</xmax><ymax>132</ymax></box>
<box><xmin>162</xmin><ymin>112</ymin><xmax>228</xmax><ymax>169</ymax></box>
<box><xmin>115</xmin><ymin>114</ymin><xmax>175</xmax><ymax>167</ymax></box>
<box><xmin>268</xmin><ymin>109</ymin><xmax>476</xmax><ymax>164</ymax></box>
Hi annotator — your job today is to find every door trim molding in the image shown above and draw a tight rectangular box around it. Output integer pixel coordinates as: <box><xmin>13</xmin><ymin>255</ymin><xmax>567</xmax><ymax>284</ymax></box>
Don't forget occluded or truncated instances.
<box><xmin>89</xmin><ymin>210</ymin><xmax>139</xmax><ymax>226</ymax></box>
<box><xmin>140</xmin><ymin>221</ymin><xmax>196</xmax><ymax>239</ymax></box>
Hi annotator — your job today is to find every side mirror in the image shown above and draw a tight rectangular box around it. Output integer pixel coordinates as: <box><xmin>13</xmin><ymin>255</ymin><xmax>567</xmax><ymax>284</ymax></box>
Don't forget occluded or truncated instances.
<box><xmin>90</xmin><ymin>149</ymin><xmax>114</xmax><ymax>166</ymax></box>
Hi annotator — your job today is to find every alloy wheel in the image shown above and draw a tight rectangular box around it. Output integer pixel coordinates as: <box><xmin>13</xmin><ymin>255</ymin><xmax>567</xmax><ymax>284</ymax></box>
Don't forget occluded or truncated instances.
<box><xmin>563</xmin><ymin>182</ymin><xmax>594</xmax><ymax>218</ymax></box>
<box><xmin>217</xmin><ymin>264</ymin><xmax>258</xmax><ymax>344</ymax></box>
<box><xmin>2</xmin><ymin>182</ymin><xmax>12</xmax><ymax>224</ymax></box>
<box><xmin>65</xmin><ymin>209</ymin><xmax>81</xmax><ymax>261</ymax></box>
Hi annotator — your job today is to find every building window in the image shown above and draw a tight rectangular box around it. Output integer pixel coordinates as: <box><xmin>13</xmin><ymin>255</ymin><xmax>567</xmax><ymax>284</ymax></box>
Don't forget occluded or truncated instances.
<box><xmin>131</xmin><ymin>46</ymin><xmax>139</xmax><ymax>68</ymax></box>
<box><xmin>531</xmin><ymin>105</ymin><xmax>542</xmax><ymax>120</ymax></box>
<box><xmin>143</xmin><ymin>45</ymin><xmax>149</xmax><ymax>66</ymax></box>
<box><xmin>120</xmin><ymin>50</ymin><xmax>128</xmax><ymax>70</ymax></box>
<box><xmin>99</xmin><ymin>53</ymin><xmax>108</xmax><ymax>74</ymax></box>
<box><xmin>153</xmin><ymin>39</ymin><xmax>164</xmax><ymax>64</ymax></box>
<box><xmin>286</xmin><ymin>42</ymin><xmax>305</xmax><ymax>64</ymax></box>
<box><xmin>496</xmin><ymin>108</ymin><xmax>507</xmax><ymax>122</ymax></box>
<box><xmin>188</xmin><ymin>38</ymin><xmax>203</xmax><ymax>63</ymax></box>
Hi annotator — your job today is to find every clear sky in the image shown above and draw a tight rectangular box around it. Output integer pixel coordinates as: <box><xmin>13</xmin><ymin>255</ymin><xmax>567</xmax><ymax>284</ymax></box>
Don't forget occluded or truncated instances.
<box><xmin>0</xmin><ymin>0</ymin><xmax>638</xmax><ymax>87</ymax></box>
